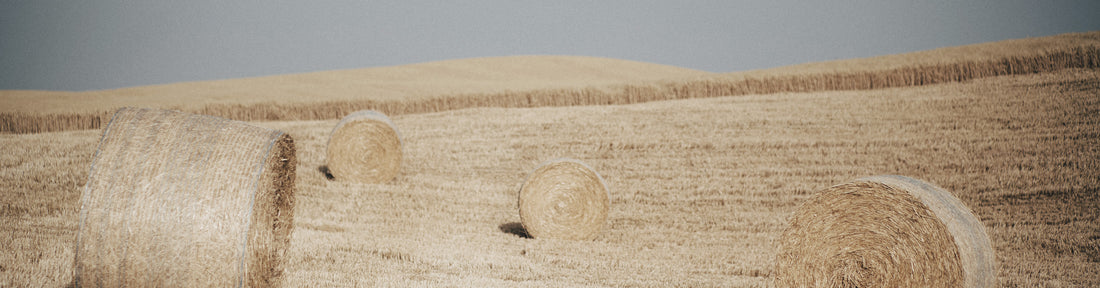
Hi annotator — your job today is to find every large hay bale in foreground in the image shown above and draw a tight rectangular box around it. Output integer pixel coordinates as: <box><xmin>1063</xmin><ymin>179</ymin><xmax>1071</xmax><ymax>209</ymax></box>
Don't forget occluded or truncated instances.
<box><xmin>518</xmin><ymin>158</ymin><xmax>610</xmax><ymax>240</ymax></box>
<box><xmin>775</xmin><ymin>175</ymin><xmax>995</xmax><ymax>288</ymax></box>
<box><xmin>76</xmin><ymin>107</ymin><xmax>297</xmax><ymax>287</ymax></box>
<box><xmin>326</xmin><ymin>110</ymin><xmax>402</xmax><ymax>183</ymax></box>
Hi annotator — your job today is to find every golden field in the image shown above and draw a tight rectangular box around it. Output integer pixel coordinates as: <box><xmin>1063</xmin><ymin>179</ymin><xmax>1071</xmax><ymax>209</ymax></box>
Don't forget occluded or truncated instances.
<box><xmin>3</xmin><ymin>32</ymin><xmax>1097</xmax><ymax>134</ymax></box>
<box><xmin>2</xmin><ymin>32</ymin><xmax>1099</xmax><ymax>287</ymax></box>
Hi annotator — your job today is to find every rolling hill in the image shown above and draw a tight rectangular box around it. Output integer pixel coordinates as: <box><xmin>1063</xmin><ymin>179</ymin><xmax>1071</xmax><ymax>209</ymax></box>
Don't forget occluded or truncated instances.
<box><xmin>2</xmin><ymin>32</ymin><xmax>1097</xmax><ymax>134</ymax></box>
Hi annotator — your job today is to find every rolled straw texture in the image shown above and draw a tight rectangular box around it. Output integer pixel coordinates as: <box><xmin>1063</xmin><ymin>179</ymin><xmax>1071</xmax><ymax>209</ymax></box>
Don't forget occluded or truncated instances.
<box><xmin>76</xmin><ymin>107</ymin><xmax>297</xmax><ymax>287</ymax></box>
<box><xmin>774</xmin><ymin>175</ymin><xmax>995</xmax><ymax>288</ymax></box>
<box><xmin>326</xmin><ymin>110</ymin><xmax>402</xmax><ymax>183</ymax></box>
<box><xmin>518</xmin><ymin>158</ymin><xmax>610</xmax><ymax>240</ymax></box>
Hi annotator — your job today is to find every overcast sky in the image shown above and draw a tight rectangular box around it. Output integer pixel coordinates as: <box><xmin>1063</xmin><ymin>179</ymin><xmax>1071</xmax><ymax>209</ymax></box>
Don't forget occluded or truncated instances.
<box><xmin>2</xmin><ymin>1</ymin><xmax>1098</xmax><ymax>91</ymax></box>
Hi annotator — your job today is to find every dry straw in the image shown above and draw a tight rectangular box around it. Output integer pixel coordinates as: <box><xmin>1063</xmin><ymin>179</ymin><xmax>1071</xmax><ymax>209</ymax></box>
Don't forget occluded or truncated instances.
<box><xmin>518</xmin><ymin>158</ymin><xmax>610</xmax><ymax>240</ymax></box>
<box><xmin>774</xmin><ymin>175</ymin><xmax>995</xmax><ymax>288</ymax></box>
<box><xmin>75</xmin><ymin>107</ymin><xmax>297</xmax><ymax>287</ymax></box>
<box><xmin>326</xmin><ymin>110</ymin><xmax>403</xmax><ymax>183</ymax></box>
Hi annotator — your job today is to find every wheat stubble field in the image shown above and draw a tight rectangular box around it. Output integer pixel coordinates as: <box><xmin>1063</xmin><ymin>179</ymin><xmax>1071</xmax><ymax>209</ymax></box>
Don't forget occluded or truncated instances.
<box><xmin>2</xmin><ymin>33</ymin><xmax>1099</xmax><ymax>287</ymax></box>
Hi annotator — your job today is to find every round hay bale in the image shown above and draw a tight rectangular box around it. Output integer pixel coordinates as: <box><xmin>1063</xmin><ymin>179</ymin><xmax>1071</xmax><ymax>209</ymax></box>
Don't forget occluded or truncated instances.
<box><xmin>326</xmin><ymin>110</ymin><xmax>402</xmax><ymax>183</ymax></box>
<box><xmin>518</xmin><ymin>158</ymin><xmax>610</xmax><ymax>240</ymax></box>
<box><xmin>774</xmin><ymin>175</ymin><xmax>996</xmax><ymax>288</ymax></box>
<box><xmin>76</xmin><ymin>107</ymin><xmax>297</xmax><ymax>287</ymax></box>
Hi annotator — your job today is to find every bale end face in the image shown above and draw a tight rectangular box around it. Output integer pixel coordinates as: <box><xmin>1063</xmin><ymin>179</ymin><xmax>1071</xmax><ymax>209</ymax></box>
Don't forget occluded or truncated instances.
<box><xmin>774</xmin><ymin>175</ymin><xmax>995</xmax><ymax>288</ymax></box>
<box><xmin>518</xmin><ymin>158</ymin><xmax>610</xmax><ymax>241</ymax></box>
<box><xmin>326</xmin><ymin>110</ymin><xmax>403</xmax><ymax>183</ymax></box>
<box><xmin>244</xmin><ymin>132</ymin><xmax>297</xmax><ymax>287</ymax></box>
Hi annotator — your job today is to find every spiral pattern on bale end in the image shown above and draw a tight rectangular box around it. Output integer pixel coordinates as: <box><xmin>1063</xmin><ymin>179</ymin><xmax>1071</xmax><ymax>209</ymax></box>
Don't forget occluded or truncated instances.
<box><xmin>774</xmin><ymin>175</ymin><xmax>995</xmax><ymax>288</ymax></box>
<box><xmin>326</xmin><ymin>110</ymin><xmax>403</xmax><ymax>183</ymax></box>
<box><xmin>518</xmin><ymin>158</ymin><xmax>610</xmax><ymax>241</ymax></box>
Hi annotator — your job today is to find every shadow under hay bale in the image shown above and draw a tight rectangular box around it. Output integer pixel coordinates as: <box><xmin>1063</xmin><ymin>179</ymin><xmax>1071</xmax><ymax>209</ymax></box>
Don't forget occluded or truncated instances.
<box><xmin>498</xmin><ymin>222</ymin><xmax>531</xmax><ymax>239</ymax></box>
<box><xmin>318</xmin><ymin>165</ymin><xmax>335</xmax><ymax>180</ymax></box>
<box><xmin>518</xmin><ymin>158</ymin><xmax>609</xmax><ymax>241</ymax></box>
<box><xmin>774</xmin><ymin>175</ymin><xmax>995</xmax><ymax>288</ymax></box>
<box><xmin>75</xmin><ymin>107</ymin><xmax>297</xmax><ymax>287</ymax></box>
<box><xmin>326</xmin><ymin>110</ymin><xmax>403</xmax><ymax>183</ymax></box>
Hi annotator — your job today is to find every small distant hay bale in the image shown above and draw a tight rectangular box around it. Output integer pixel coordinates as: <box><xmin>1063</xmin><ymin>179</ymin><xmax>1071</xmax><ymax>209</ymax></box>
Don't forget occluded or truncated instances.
<box><xmin>76</xmin><ymin>107</ymin><xmax>297</xmax><ymax>287</ymax></box>
<box><xmin>326</xmin><ymin>110</ymin><xmax>402</xmax><ymax>183</ymax></box>
<box><xmin>518</xmin><ymin>158</ymin><xmax>610</xmax><ymax>240</ymax></box>
<box><xmin>774</xmin><ymin>175</ymin><xmax>996</xmax><ymax>288</ymax></box>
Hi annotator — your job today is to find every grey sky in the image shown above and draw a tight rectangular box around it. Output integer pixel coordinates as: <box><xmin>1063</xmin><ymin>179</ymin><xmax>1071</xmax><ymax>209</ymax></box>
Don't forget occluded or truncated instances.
<box><xmin>2</xmin><ymin>1</ymin><xmax>1098</xmax><ymax>91</ymax></box>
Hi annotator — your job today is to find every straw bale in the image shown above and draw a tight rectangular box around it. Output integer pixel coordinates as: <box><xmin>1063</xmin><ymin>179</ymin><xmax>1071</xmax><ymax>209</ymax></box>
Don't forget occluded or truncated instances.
<box><xmin>326</xmin><ymin>110</ymin><xmax>402</xmax><ymax>183</ymax></box>
<box><xmin>774</xmin><ymin>175</ymin><xmax>995</xmax><ymax>287</ymax></box>
<box><xmin>75</xmin><ymin>107</ymin><xmax>297</xmax><ymax>287</ymax></box>
<box><xmin>518</xmin><ymin>158</ymin><xmax>609</xmax><ymax>240</ymax></box>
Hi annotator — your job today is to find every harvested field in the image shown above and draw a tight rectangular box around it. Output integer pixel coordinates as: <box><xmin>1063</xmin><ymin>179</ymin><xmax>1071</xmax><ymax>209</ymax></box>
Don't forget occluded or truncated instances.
<box><xmin>3</xmin><ymin>32</ymin><xmax>1098</xmax><ymax>134</ymax></box>
<box><xmin>2</xmin><ymin>61</ymin><xmax>1098</xmax><ymax>287</ymax></box>
<box><xmin>0</xmin><ymin>56</ymin><xmax>713</xmax><ymax>133</ymax></box>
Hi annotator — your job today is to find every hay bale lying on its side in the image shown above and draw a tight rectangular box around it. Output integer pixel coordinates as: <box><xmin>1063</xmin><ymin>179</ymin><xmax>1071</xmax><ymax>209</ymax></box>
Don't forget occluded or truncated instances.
<box><xmin>774</xmin><ymin>175</ymin><xmax>995</xmax><ymax>288</ymax></box>
<box><xmin>326</xmin><ymin>110</ymin><xmax>402</xmax><ymax>183</ymax></box>
<box><xmin>518</xmin><ymin>158</ymin><xmax>610</xmax><ymax>240</ymax></box>
<box><xmin>76</xmin><ymin>107</ymin><xmax>297</xmax><ymax>287</ymax></box>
